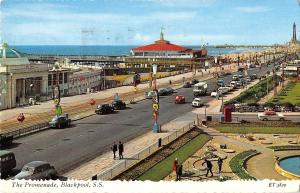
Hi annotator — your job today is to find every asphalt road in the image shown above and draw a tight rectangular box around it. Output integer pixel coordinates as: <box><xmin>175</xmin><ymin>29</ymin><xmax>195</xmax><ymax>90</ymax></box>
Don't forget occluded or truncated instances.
<box><xmin>8</xmin><ymin>64</ymin><xmax>275</xmax><ymax>174</ymax></box>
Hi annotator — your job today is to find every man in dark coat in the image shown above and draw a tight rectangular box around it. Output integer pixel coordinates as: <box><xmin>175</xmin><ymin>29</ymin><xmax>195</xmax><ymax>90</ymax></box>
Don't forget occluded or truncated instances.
<box><xmin>111</xmin><ymin>142</ymin><xmax>118</xmax><ymax>159</ymax></box>
<box><xmin>118</xmin><ymin>141</ymin><xmax>124</xmax><ymax>159</ymax></box>
<box><xmin>205</xmin><ymin>159</ymin><xmax>213</xmax><ymax>177</ymax></box>
<box><xmin>176</xmin><ymin>164</ymin><xmax>183</xmax><ymax>181</ymax></box>
<box><xmin>217</xmin><ymin>157</ymin><xmax>223</xmax><ymax>174</ymax></box>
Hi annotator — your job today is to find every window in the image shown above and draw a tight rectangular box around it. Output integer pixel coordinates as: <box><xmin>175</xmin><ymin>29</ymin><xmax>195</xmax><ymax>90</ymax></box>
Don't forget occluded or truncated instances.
<box><xmin>53</xmin><ymin>74</ymin><xmax>57</xmax><ymax>85</ymax></box>
<box><xmin>64</xmin><ymin>73</ymin><xmax>68</xmax><ymax>83</ymax></box>
<box><xmin>48</xmin><ymin>74</ymin><xmax>52</xmax><ymax>86</ymax></box>
<box><xmin>59</xmin><ymin>73</ymin><xmax>63</xmax><ymax>84</ymax></box>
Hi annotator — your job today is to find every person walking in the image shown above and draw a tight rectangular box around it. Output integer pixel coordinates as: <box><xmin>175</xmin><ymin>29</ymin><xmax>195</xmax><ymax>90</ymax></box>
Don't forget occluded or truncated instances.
<box><xmin>176</xmin><ymin>164</ymin><xmax>183</xmax><ymax>181</ymax></box>
<box><xmin>118</xmin><ymin>141</ymin><xmax>124</xmax><ymax>159</ymax></box>
<box><xmin>205</xmin><ymin>159</ymin><xmax>213</xmax><ymax>177</ymax></box>
<box><xmin>217</xmin><ymin>157</ymin><xmax>223</xmax><ymax>174</ymax></box>
<box><xmin>111</xmin><ymin>142</ymin><xmax>118</xmax><ymax>159</ymax></box>
<box><xmin>173</xmin><ymin>158</ymin><xmax>178</xmax><ymax>175</ymax></box>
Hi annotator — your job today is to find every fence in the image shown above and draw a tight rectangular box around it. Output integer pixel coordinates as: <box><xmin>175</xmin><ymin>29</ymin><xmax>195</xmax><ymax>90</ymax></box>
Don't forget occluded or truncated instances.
<box><xmin>95</xmin><ymin>120</ymin><xmax>196</xmax><ymax>180</ymax></box>
<box><xmin>5</xmin><ymin>122</ymin><xmax>49</xmax><ymax>139</ymax></box>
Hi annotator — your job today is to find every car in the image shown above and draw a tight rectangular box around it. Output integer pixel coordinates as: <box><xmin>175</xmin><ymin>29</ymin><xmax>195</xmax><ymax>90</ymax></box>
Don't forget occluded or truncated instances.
<box><xmin>145</xmin><ymin>91</ymin><xmax>156</xmax><ymax>99</ymax></box>
<box><xmin>257</xmin><ymin>111</ymin><xmax>285</xmax><ymax>121</ymax></box>
<box><xmin>95</xmin><ymin>104</ymin><xmax>115</xmax><ymax>114</ymax></box>
<box><xmin>211</xmin><ymin>91</ymin><xmax>218</xmax><ymax>97</ymax></box>
<box><xmin>238</xmin><ymin>74</ymin><xmax>243</xmax><ymax>79</ymax></box>
<box><xmin>192</xmin><ymin>98</ymin><xmax>204</xmax><ymax>107</ymax></box>
<box><xmin>191</xmin><ymin>79</ymin><xmax>199</xmax><ymax>85</ymax></box>
<box><xmin>165</xmin><ymin>87</ymin><xmax>174</xmax><ymax>94</ymax></box>
<box><xmin>111</xmin><ymin>100</ymin><xmax>126</xmax><ymax>110</ymax></box>
<box><xmin>249</xmin><ymin>64</ymin><xmax>256</xmax><ymax>68</ymax></box>
<box><xmin>49</xmin><ymin>114</ymin><xmax>71</xmax><ymax>129</ymax></box>
<box><xmin>12</xmin><ymin>161</ymin><xmax>57</xmax><ymax>180</ymax></box>
<box><xmin>175</xmin><ymin>95</ymin><xmax>185</xmax><ymax>104</ymax></box>
<box><xmin>246</xmin><ymin>77</ymin><xmax>252</xmax><ymax>82</ymax></box>
<box><xmin>250</xmin><ymin>74</ymin><xmax>258</xmax><ymax>80</ymax></box>
<box><xmin>0</xmin><ymin>150</ymin><xmax>16</xmax><ymax>179</ymax></box>
<box><xmin>232</xmin><ymin>75</ymin><xmax>239</xmax><ymax>81</ymax></box>
<box><xmin>0</xmin><ymin>134</ymin><xmax>13</xmax><ymax>149</ymax></box>
<box><xmin>183</xmin><ymin>81</ymin><xmax>192</xmax><ymax>88</ymax></box>
<box><xmin>217</xmin><ymin>79</ymin><xmax>225</xmax><ymax>87</ymax></box>
<box><xmin>158</xmin><ymin>88</ymin><xmax>168</xmax><ymax>96</ymax></box>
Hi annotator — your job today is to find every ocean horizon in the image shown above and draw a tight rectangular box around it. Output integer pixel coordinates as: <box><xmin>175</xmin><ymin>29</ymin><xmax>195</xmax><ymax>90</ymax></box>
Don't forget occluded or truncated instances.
<box><xmin>11</xmin><ymin>45</ymin><xmax>265</xmax><ymax>56</ymax></box>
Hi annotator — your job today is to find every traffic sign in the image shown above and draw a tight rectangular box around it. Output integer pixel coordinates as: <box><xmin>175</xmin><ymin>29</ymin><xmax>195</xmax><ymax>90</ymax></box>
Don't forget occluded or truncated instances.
<box><xmin>152</xmin><ymin>103</ymin><xmax>159</xmax><ymax>111</ymax></box>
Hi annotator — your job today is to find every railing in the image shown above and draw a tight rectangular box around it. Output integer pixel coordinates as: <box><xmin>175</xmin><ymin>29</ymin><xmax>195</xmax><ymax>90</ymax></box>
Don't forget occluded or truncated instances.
<box><xmin>95</xmin><ymin>120</ymin><xmax>196</xmax><ymax>180</ymax></box>
<box><xmin>5</xmin><ymin>122</ymin><xmax>49</xmax><ymax>139</ymax></box>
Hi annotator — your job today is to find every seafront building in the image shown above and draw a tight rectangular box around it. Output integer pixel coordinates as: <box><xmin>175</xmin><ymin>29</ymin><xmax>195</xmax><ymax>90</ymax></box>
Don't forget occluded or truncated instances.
<box><xmin>125</xmin><ymin>32</ymin><xmax>208</xmax><ymax>69</ymax></box>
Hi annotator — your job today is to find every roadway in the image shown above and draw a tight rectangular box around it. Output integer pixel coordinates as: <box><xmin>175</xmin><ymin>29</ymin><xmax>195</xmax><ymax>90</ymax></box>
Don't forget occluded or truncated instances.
<box><xmin>8</xmin><ymin>64</ymin><xmax>275</xmax><ymax>174</ymax></box>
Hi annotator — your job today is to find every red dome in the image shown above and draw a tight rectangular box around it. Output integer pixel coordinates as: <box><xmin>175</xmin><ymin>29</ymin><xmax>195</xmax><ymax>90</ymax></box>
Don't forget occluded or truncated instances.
<box><xmin>133</xmin><ymin>43</ymin><xmax>188</xmax><ymax>52</ymax></box>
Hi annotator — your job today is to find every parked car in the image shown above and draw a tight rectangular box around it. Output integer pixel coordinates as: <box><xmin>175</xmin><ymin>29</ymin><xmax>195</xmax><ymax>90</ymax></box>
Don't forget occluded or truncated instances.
<box><xmin>183</xmin><ymin>81</ymin><xmax>192</xmax><ymax>88</ymax></box>
<box><xmin>165</xmin><ymin>87</ymin><xmax>174</xmax><ymax>94</ymax></box>
<box><xmin>49</xmin><ymin>114</ymin><xmax>71</xmax><ymax>129</ymax></box>
<box><xmin>145</xmin><ymin>91</ymin><xmax>156</xmax><ymax>99</ymax></box>
<box><xmin>158</xmin><ymin>88</ymin><xmax>168</xmax><ymax>96</ymax></box>
<box><xmin>192</xmin><ymin>98</ymin><xmax>204</xmax><ymax>107</ymax></box>
<box><xmin>246</xmin><ymin>77</ymin><xmax>252</xmax><ymax>82</ymax></box>
<box><xmin>232</xmin><ymin>75</ymin><xmax>239</xmax><ymax>81</ymax></box>
<box><xmin>0</xmin><ymin>150</ymin><xmax>16</xmax><ymax>179</ymax></box>
<box><xmin>111</xmin><ymin>100</ymin><xmax>126</xmax><ymax>110</ymax></box>
<box><xmin>217</xmin><ymin>79</ymin><xmax>225</xmax><ymax>87</ymax></box>
<box><xmin>0</xmin><ymin>134</ymin><xmax>13</xmax><ymax>149</ymax></box>
<box><xmin>250</xmin><ymin>74</ymin><xmax>258</xmax><ymax>80</ymax></box>
<box><xmin>12</xmin><ymin>161</ymin><xmax>57</xmax><ymax>180</ymax></box>
<box><xmin>175</xmin><ymin>95</ymin><xmax>185</xmax><ymax>104</ymax></box>
<box><xmin>95</xmin><ymin>104</ymin><xmax>115</xmax><ymax>114</ymax></box>
<box><xmin>238</xmin><ymin>74</ymin><xmax>243</xmax><ymax>79</ymax></box>
<box><xmin>211</xmin><ymin>91</ymin><xmax>218</xmax><ymax>97</ymax></box>
<box><xmin>257</xmin><ymin>111</ymin><xmax>285</xmax><ymax>121</ymax></box>
<box><xmin>191</xmin><ymin>79</ymin><xmax>199</xmax><ymax>85</ymax></box>
<box><xmin>249</xmin><ymin>64</ymin><xmax>256</xmax><ymax>68</ymax></box>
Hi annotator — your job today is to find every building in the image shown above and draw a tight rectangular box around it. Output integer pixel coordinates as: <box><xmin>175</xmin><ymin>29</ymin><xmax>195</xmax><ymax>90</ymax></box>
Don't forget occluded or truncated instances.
<box><xmin>0</xmin><ymin>43</ymin><xmax>49</xmax><ymax>109</ymax></box>
<box><xmin>125</xmin><ymin>32</ymin><xmax>207</xmax><ymax>69</ymax></box>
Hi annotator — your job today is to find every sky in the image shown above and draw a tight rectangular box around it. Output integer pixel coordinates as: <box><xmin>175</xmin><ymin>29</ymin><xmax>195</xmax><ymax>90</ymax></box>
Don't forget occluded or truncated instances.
<box><xmin>0</xmin><ymin>0</ymin><xmax>300</xmax><ymax>45</ymax></box>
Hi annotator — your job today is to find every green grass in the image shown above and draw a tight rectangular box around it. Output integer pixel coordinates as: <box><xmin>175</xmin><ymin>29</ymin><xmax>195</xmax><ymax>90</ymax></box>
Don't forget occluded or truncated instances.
<box><xmin>274</xmin><ymin>82</ymin><xmax>300</xmax><ymax>105</ymax></box>
<box><xmin>214</xmin><ymin>125</ymin><xmax>300</xmax><ymax>134</ymax></box>
<box><xmin>229</xmin><ymin>150</ymin><xmax>258</xmax><ymax>180</ymax></box>
<box><xmin>267</xmin><ymin>145</ymin><xmax>300</xmax><ymax>150</ymax></box>
<box><xmin>137</xmin><ymin>134</ymin><xmax>211</xmax><ymax>181</ymax></box>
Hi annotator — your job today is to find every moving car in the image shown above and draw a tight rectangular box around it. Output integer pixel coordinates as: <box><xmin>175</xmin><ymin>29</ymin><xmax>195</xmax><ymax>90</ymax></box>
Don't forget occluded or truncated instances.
<box><xmin>12</xmin><ymin>161</ymin><xmax>57</xmax><ymax>180</ymax></box>
<box><xmin>95</xmin><ymin>104</ymin><xmax>115</xmax><ymax>114</ymax></box>
<box><xmin>183</xmin><ymin>81</ymin><xmax>192</xmax><ymax>88</ymax></box>
<box><xmin>49</xmin><ymin>114</ymin><xmax>71</xmax><ymax>129</ymax></box>
<box><xmin>165</xmin><ymin>87</ymin><xmax>174</xmax><ymax>95</ymax></box>
<box><xmin>175</xmin><ymin>95</ymin><xmax>185</xmax><ymax>104</ymax></box>
<box><xmin>0</xmin><ymin>150</ymin><xmax>16</xmax><ymax>179</ymax></box>
<box><xmin>191</xmin><ymin>79</ymin><xmax>199</xmax><ymax>85</ymax></box>
<box><xmin>111</xmin><ymin>100</ymin><xmax>126</xmax><ymax>110</ymax></box>
<box><xmin>193</xmin><ymin>82</ymin><xmax>208</xmax><ymax>96</ymax></box>
<box><xmin>158</xmin><ymin>88</ymin><xmax>168</xmax><ymax>96</ymax></box>
<box><xmin>232</xmin><ymin>75</ymin><xmax>239</xmax><ymax>81</ymax></box>
<box><xmin>192</xmin><ymin>98</ymin><xmax>204</xmax><ymax>107</ymax></box>
<box><xmin>211</xmin><ymin>91</ymin><xmax>218</xmax><ymax>97</ymax></box>
<box><xmin>249</xmin><ymin>64</ymin><xmax>256</xmax><ymax>68</ymax></box>
<box><xmin>145</xmin><ymin>91</ymin><xmax>156</xmax><ymax>99</ymax></box>
<box><xmin>257</xmin><ymin>111</ymin><xmax>285</xmax><ymax>121</ymax></box>
<box><xmin>238</xmin><ymin>74</ymin><xmax>243</xmax><ymax>79</ymax></box>
<box><xmin>217</xmin><ymin>79</ymin><xmax>225</xmax><ymax>87</ymax></box>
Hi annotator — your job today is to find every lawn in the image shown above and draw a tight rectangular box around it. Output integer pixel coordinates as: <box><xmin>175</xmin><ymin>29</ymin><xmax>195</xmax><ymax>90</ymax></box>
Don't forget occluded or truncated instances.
<box><xmin>273</xmin><ymin>82</ymin><xmax>300</xmax><ymax>105</ymax></box>
<box><xmin>137</xmin><ymin>134</ymin><xmax>211</xmax><ymax>181</ymax></box>
<box><xmin>214</xmin><ymin>125</ymin><xmax>300</xmax><ymax>134</ymax></box>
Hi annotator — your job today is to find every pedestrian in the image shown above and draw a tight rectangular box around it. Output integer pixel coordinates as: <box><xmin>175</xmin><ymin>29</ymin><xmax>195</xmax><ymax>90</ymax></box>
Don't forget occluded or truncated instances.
<box><xmin>205</xmin><ymin>159</ymin><xmax>213</xmax><ymax>177</ymax></box>
<box><xmin>176</xmin><ymin>164</ymin><xmax>183</xmax><ymax>181</ymax></box>
<box><xmin>173</xmin><ymin>158</ymin><xmax>178</xmax><ymax>173</ymax></box>
<box><xmin>169</xmin><ymin>80</ymin><xmax>172</xmax><ymax>85</ymax></box>
<box><xmin>111</xmin><ymin>142</ymin><xmax>118</xmax><ymax>159</ymax></box>
<box><xmin>118</xmin><ymin>141</ymin><xmax>124</xmax><ymax>159</ymax></box>
<box><xmin>217</xmin><ymin>157</ymin><xmax>223</xmax><ymax>174</ymax></box>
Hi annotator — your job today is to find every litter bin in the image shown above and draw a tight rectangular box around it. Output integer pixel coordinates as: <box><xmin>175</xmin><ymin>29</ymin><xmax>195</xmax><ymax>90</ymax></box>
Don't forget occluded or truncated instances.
<box><xmin>158</xmin><ymin>138</ymin><xmax>162</xmax><ymax>148</ymax></box>
<box><xmin>206</xmin><ymin>116</ymin><xmax>212</xmax><ymax>121</ymax></box>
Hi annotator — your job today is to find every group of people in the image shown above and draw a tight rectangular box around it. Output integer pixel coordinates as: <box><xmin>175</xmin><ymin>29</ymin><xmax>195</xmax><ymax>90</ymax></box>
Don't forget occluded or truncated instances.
<box><xmin>111</xmin><ymin>141</ymin><xmax>124</xmax><ymax>159</ymax></box>
<box><xmin>204</xmin><ymin>157</ymin><xmax>223</xmax><ymax>177</ymax></box>
<box><xmin>172</xmin><ymin>158</ymin><xmax>183</xmax><ymax>181</ymax></box>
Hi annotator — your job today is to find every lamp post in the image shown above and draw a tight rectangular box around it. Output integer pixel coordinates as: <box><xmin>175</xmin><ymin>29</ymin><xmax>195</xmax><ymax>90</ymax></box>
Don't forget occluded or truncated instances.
<box><xmin>152</xmin><ymin>62</ymin><xmax>160</xmax><ymax>133</ymax></box>
<box><xmin>10</xmin><ymin>73</ymin><xmax>13</xmax><ymax>109</ymax></box>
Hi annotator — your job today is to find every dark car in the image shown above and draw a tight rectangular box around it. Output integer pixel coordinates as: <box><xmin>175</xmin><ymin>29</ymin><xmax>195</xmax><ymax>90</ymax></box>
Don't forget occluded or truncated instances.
<box><xmin>0</xmin><ymin>150</ymin><xmax>16</xmax><ymax>179</ymax></box>
<box><xmin>183</xmin><ymin>81</ymin><xmax>192</xmax><ymax>88</ymax></box>
<box><xmin>158</xmin><ymin>88</ymin><xmax>168</xmax><ymax>96</ymax></box>
<box><xmin>0</xmin><ymin>134</ymin><xmax>13</xmax><ymax>149</ymax></box>
<box><xmin>95</xmin><ymin>104</ymin><xmax>115</xmax><ymax>114</ymax></box>
<box><xmin>250</xmin><ymin>74</ymin><xmax>258</xmax><ymax>80</ymax></box>
<box><xmin>165</xmin><ymin>87</ymin><xmax>174</xmax><ymax>95</ymax></box>
<box><xmin>112</xmin><ymin>100</ymin><xmax>126</xmax><ymax>110</ymax></box>
<box><xmin>49</xmin><ymin>114</ymin><xmax>71</xmax><ymax>129</ymax></box>
<box><xmin>191</xmin><ymin>79</ymin><xmax>199</xmax><ymax>85</ymax></box>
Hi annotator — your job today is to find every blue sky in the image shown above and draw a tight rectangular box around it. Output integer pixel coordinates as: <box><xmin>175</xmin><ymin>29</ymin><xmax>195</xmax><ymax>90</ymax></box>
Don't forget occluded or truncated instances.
<box><xmin>1</xmin><ymin>0</ymin><xmax>300</xmax><ymax>45</ymax></box>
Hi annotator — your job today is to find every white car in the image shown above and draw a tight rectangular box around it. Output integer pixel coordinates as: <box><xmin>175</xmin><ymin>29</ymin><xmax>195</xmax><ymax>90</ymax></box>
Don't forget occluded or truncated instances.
<box><xmin>258</xmin><ymin>111</ymin><xmax>285</xmax><ymax>121</ymax></box>
<box><xmin>192</xmin><ymin>98</ymin><xmax>204</xmax><ymax>107</ymax></box>
<box><xmin>211</xmin><ymin>91</ymin><xmax>218</xmax><ymax>97</ymax></box>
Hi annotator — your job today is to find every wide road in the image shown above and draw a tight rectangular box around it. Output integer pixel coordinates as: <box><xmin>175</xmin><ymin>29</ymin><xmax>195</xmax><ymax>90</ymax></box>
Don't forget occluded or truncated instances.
<box><xmin>9</xmin><ymin>64</ymin><xmax>275</xmax><ymax>174</ymax></box>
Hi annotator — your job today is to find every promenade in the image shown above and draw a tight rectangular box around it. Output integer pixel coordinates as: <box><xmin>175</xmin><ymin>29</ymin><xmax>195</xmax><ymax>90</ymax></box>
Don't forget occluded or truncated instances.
<box><xmin>0</xmin><ymin>64</ymin><xmax>238</xmax><ymax>135</ymax></box>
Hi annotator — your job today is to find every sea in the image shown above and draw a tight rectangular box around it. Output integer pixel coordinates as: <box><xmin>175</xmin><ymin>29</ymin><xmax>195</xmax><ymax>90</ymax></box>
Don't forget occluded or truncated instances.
<box><xmin>11</xmin><ymin>45</ymin><xmax>264</xmax><ymax>56</ymax></box>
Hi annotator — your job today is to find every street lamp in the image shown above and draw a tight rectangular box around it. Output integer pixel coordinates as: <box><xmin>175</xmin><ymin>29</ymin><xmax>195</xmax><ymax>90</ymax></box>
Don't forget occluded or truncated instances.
<box><xmin>152</xmin><ymin>62</ymin><xmax>160</xmax><ymax>133</ymax></box>
<box><xmin>10</xmin><ymin>73</ymin><xmax>13</xmax><ymax>109</ymax></box>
